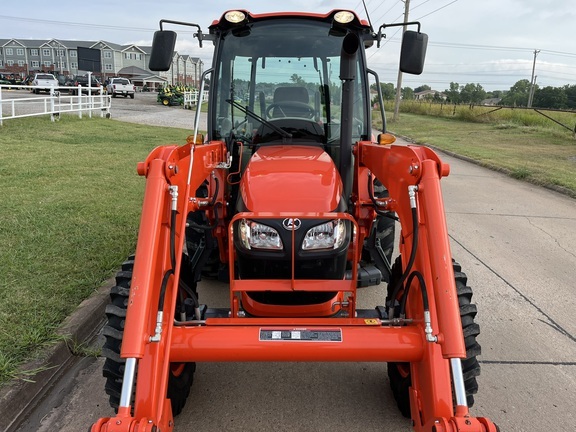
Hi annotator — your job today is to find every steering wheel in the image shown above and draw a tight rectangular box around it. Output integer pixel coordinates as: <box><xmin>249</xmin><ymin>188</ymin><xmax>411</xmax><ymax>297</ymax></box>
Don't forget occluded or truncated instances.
<box><xmin>266</xmin><ymin>101</ymin><xmax>315</xmax><ymax>119</ymax></box>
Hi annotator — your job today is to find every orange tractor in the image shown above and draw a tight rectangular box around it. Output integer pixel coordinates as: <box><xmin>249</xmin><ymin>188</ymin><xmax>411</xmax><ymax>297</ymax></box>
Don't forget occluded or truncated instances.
<box><xmin>92</xmin><ymin>9</ymin><xmax>498</xmax><ymax>432</ymax></box>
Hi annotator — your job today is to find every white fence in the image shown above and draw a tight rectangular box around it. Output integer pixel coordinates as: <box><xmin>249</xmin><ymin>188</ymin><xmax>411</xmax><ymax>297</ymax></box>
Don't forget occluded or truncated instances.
<box><xmin>0</xmin><ymin>85</ymin><xmax>111</xmax><ymax>126</ymax></box>
<box><xmin>183</xmin><ymin>90</ymin><xmax>210</xmax><ymax>109</ymax></box>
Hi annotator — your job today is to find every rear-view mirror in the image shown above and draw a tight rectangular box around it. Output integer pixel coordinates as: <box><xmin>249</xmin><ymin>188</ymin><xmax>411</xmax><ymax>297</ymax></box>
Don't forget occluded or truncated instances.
<box><xmin>149</xmin><ymin>30</ymin><xmax>177</xmax><ymax>71</ymax></box>
<box><xmin>400</xmin><ymin>30</ymin><xmax>428</xmax><ymax>75</ymax></box>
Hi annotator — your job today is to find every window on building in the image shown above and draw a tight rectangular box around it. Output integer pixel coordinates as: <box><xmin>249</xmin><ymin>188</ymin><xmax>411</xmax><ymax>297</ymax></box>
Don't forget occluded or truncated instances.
<box><xmin>0</xmin><ymin>60</ymin><xmax>3</xmax><ymax>67</ymax></box>
<box><xmin>104</xmin><ymin>51</ymin><xmax>112</xmax><ymax>59</ymax></box>
<box><xmin>30</xmin><ymin>49</ymin><xmax>39</xmax><ymax>56</ymax></box>
<box><xmin>44</xmin><ymin>61</ymin><xmax>51</xmax><ymax>67</ymax></box>
<box><xmin>57</xmin><ymin>49</ymin><xmax>65</xmax><ymax>56</ymax></box>
<box><xmin>6</xmin><ymin>48</ymin><xmax>13</xmax><ymax>55</ymax></box>
<box><xmin>70</xmin><ymin>50</ymin><xmax>77</xmax><ymax>57</ymax></box>
<box><xmin>138</xmin><ymin>54</ymin><xmax>143</xmax><ymax>60</ymax></box>
<box><xmin>32</xmin><ymin>61</ymin><xmax>40</xmax><ymax>68</ymax></box>
<box><xmin>17</xmin><ymin>60</ymin><xmax>24</xmax><ymax>67</ymax></box>
<box><xmin>104</xmin><ymin>64</ymin><xmax>113</xmax><ymax>71</ymax></box>
<box><xmin>7</xmin><ymin>60</ymin><xmax>14</xmax><ymax>66</ymax></box>
<box><xmin>43</xmin><ymin>49</ymin><xmax>51</xmax><ymax>56</ymax></box>
<box><xmin>16</xmin><ymin>48</ymin><xmax>24</xmax><ymax>56</ymax></box>
<box><xmin>71</xmin><ymin>62</ymin><xmax>78</xmax><ymax>69</ymax></box>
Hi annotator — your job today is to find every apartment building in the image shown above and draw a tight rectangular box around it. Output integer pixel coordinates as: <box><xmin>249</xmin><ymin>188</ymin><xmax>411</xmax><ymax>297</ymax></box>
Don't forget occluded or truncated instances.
<box><xmin>0</xmin><ymin>38</ymin><xmax>203</xmax><ymax>87</ymax></box>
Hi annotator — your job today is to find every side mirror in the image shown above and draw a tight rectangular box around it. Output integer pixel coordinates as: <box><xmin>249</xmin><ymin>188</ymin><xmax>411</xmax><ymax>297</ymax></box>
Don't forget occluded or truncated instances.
<box><xmin>149</xmin><ymin>30</ymin><xmax>177</xmax><ymax>71</ymax></box>
<box><xmin>400</xmin><ymin>30</ymin><xmax>428</xmax><ymax>75</ymax></box>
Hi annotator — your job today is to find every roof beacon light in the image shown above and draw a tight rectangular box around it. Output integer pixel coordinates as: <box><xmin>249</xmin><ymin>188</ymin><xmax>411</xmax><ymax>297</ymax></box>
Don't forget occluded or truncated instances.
<box><xmin>334</xmin><ymin>11</ymin><xmax>355</xmax><ymax>24</ymax></box>
<box><xmin>225</xmin><ymin>11</ymin><xmax>246</xmax><ymax>24</ymax></box>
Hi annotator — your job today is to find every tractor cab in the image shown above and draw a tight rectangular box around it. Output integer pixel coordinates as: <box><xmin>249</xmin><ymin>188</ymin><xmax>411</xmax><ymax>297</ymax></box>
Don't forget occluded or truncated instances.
<box><xmin>207</xmin><ymin>10</ymin><xmax>371</xmax><ymax>154</ymax></box>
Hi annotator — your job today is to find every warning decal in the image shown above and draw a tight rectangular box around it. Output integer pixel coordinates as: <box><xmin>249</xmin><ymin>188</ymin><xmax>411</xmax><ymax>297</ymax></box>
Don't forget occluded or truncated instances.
<box><xmin>259</xmin><ymin>328</ymin><xmax>342</xmax><ymax>342</ymax></box>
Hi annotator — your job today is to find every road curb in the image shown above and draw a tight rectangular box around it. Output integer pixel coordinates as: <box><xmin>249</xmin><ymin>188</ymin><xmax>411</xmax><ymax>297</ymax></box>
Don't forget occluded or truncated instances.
<box><xmin>0</xmin><ymin>278</ymin><xmax>113</xmax><ymax>432</ymax></box>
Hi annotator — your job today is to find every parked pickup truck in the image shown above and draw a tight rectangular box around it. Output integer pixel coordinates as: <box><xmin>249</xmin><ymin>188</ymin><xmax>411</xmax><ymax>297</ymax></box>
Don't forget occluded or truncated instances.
<box><xmin>106</xmin><ymin>78</ymin><xmax>135</xmax><ymax>98</ymax></box>
<box><xmin>32</xmin><ymin>73</ymin><xmax>58</xmax><ymax>93</ymax></box>
<box><xmin>69</xmin><ymin>75</ymin><xmax>102</xmax><ymax>95</ymax></box>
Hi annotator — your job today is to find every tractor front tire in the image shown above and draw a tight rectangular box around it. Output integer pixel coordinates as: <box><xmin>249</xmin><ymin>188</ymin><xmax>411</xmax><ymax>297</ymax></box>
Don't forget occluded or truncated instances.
<box><xmin>102</xmin><ymin>257</ymin><xmax>195</xmax><ymax>416</ymax></box>
<box><xmin>387</xmin><ymin>257</ymin><xmax>481</xmax><ymax>417</ymax></box>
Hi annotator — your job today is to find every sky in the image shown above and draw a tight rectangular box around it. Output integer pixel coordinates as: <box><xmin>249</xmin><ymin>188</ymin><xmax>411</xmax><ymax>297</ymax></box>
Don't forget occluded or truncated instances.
<box><xmin>1</xmin><ymin>0</ymin><xmax>575</xmax><ymax>92</ymax></box>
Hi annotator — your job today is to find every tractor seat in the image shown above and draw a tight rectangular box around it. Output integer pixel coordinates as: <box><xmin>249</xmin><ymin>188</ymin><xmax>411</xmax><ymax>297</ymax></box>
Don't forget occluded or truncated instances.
<box><xmin>269</xmin><ymin>86</ymin><xmax>313</xmax><ymax>118</ymax></box>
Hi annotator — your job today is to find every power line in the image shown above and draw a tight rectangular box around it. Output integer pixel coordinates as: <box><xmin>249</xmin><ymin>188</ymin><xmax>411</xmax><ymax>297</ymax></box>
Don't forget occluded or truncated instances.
<box><xmin>0</xmin><ymin>14</ymin><xmax>155</xmax><ymax>32</ymax></box>
<box><xmin>415</xmin><ymin>0</ymin><xmax>460</xmax><ymax>20</ymax></box>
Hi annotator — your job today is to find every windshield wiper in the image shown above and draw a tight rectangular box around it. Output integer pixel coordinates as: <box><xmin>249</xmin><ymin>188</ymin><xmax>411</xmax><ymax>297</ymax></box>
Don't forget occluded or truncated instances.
<box><xmin>225</xmin><ymin>99</ymin><xmax>292</xmax><ymax>140</ymax></box>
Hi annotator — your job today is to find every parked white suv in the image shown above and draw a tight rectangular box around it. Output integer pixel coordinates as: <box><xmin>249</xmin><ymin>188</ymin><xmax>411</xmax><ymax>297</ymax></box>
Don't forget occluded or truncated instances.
<box><xmin>32</xmin><ymin>73</ymin><xmax>58</xmax><ymax>94</ymax></box>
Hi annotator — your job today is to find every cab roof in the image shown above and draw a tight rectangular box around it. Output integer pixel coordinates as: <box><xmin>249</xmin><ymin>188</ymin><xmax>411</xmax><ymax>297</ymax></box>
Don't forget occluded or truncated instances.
<box><xmin>209</xmin><ymin>9</ymin><xmax>371</xmax><ymax>32</ymax></box>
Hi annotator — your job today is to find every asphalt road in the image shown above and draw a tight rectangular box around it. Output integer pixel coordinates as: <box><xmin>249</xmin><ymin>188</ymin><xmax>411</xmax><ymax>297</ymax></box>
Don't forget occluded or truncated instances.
<box><xmin>14</xmin><ymin>96</ymin><xmax>576</xmax><ymax>432</ymax></box>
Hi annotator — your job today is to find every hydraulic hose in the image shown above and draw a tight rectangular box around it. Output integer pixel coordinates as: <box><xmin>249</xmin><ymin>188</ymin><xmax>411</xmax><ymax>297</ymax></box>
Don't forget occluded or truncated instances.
<box><xmin>387</xmin><ymin>187</ymin><xmax>419</xmax><ymax>319</ymax></box>
<box><xmin>398</xmin><ymin>270</ymin><xmax>429</xmax><ymax>318</ymax></box>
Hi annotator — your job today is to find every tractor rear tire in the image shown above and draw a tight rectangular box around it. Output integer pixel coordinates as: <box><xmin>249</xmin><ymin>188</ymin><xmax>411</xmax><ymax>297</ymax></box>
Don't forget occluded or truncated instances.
<box><xmin>386</xmin><ymin>257</ymin><xmax>481</xmax><ymax>418</ymax></box>
<box><xmin>102</xmin><ymin>257</ymin><xmax>195</xmax><ymax>416</ymax></box>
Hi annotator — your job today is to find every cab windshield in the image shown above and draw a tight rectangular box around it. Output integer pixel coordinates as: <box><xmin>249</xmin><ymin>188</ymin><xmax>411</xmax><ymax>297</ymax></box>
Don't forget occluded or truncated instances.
<box><xmin>211</xmin><ymin>19</ymin><xmax>369</xmax><ymax>147</ymax></box>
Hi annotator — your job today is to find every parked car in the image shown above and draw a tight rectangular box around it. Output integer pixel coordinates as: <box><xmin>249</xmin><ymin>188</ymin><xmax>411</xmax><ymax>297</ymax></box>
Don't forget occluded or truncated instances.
<box><xmin>0</xmin><ymin>74</ymin><xmax>11</xmax><ymax>85</ymax></box>
<box><xmin>69</xmin><ymin>75</ymin><xmax>102</xmax><ymax>95</ymax></box>
<box><xmin>32</xmin><ymin>73</ymin><xmax>58</xmax><ymax>93</ymax></box>
<box><xmin>106</xmin><ymin>77</ymin><xmax>135</xmax><ymax>98</ymax></box>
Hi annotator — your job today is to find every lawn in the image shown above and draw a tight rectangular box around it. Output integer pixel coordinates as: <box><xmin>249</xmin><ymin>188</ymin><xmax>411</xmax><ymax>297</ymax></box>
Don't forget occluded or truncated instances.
<box><xmin>0</xmin><ymin>116</ymin><xmax>190</xmax><ymax>384</ymax></box>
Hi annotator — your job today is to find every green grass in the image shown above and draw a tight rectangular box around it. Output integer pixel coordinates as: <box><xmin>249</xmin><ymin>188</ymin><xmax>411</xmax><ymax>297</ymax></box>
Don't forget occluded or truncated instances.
<box><xmin>381</xmin><ymin>113</ymin><xmax>576</xmax><ymax>196</ymax></box>
<box><xmin>389</xmin><ymin>100</ymin><xmax>576</xmax><ymax>132</ymax></box>
<box><xmin>0</xmin><ymin>116</ymin><xmax>190</xmax><ymax>384</ymax></box>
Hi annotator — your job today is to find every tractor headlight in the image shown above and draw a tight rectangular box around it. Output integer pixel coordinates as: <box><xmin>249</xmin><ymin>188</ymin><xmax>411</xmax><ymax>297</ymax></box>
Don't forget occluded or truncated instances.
<box><xmin>239</xmin><ymin>219</ymin><xmax>283</xmax><ymax>250</ymax></box>
<box><xmin>334</xmin><ymin>11</ymin><xmax>355</xmax><ymax>24</ymax></box>
<box><xmin>302</xmin><ymin>220</ymin><xmax>346</xmax><ymax>251</ymax></box>
<box><xmin>224</xmin><ymin>10</ymin><xmax>246</xmax><ymax>24</ymax></box>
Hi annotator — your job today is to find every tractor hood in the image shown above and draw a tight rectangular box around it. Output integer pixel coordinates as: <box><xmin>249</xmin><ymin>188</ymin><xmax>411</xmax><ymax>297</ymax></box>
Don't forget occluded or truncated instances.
<box><xmin>239</xmin><ymin>145</ymin><xmax>342</xmax><ymax>212</ymax></box>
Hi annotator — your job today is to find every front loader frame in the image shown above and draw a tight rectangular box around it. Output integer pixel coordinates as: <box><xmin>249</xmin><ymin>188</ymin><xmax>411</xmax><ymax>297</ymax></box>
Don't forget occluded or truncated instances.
<box><xmin>92</xmin><ymin>138</ymin><xmax>497</xmax><ymax>432</ymax></box>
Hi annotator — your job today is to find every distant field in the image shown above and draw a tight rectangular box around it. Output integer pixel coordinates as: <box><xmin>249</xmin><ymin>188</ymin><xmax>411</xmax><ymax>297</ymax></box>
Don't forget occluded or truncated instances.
<box><xmin>390</xmin><ymin>100</ymin><xmax>576</xmax><ymax>132</ymax></box>
<box><xmin>378</xmin><ymin>110</ymin><xmax>576</xmax><ymax>197</ymax></box>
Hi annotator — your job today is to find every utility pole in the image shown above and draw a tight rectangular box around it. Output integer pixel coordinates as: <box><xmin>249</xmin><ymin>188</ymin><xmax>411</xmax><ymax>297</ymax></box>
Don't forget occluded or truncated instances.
<box><xmin>527</xmin><ymin>49</ymin><xmax>540</xmax><ymax>108</ymax></box>
<box><xmin>393</xmin><ymin>0</ymin><xmax>410</xmax><ymax>122</ymax></box>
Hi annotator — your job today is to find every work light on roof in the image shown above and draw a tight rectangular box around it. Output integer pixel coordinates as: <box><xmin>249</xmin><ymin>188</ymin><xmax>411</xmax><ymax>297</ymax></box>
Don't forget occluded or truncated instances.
<box><xmin>224</xmin><ymin>11</ymin><xmax>246</xmax><ymax>24</ymax></box>
<box><xmin>334</xmin><ymin>11</ymin><xmax>355</xmax><ymax>24</ymax></box>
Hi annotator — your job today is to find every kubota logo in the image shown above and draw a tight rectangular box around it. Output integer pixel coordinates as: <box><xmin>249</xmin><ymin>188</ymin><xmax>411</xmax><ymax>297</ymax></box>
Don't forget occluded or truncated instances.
<box><xmin>282</xmin><ymin>218</ymin><xmax>302</xmax><ymax>230</ymax></box>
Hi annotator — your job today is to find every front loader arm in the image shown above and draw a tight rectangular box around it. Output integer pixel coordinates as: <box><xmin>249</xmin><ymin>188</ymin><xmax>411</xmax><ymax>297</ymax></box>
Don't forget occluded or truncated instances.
<box><xmin>357</xmin><ymin>142</ymin><xmax>464</xmax><ymax>359</ymax></box>
<box><xmin>356</xmin><ymin>143</ymin><xmax>499</xmax><ymax>431</ymax></box>
<box><xmin>124</xmin><ymin>140</ymin><xmax>227</xmax><ymax>359</ymax></box>
<box><xmin>94</xmin><ymin>141</ymin><xmax>227</xmax><ymax>432</ymax></box>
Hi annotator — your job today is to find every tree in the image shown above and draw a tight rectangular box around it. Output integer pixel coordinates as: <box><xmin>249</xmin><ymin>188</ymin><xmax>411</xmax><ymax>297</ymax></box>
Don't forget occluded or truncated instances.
<box><xmin>402</xmin><ymin>87</ymin><xmax>414</xmax><ymax>100</ymax></box>
<box><xmin>533</xmin><ymin>86</ymin><xmax>567</xmax><ymax>109</ymax></box>
<box><xmin>487</xmin><ymin>90</ymin><xmax>503</xmax><ymax>99</ymax></box>
<box><xmin>370</xmin><ymin>82</ymin><xmax>396</xmax><ymax>104</ymax></box>
<box><xmin>445</xmin><ymin>82</ymin><xmax>461</xmax><ymax>104</ymax></box>
<box><xmin>290</xmin><ymin>74</ymin><xmax>305</xmax><ymax>85</ymax></box>
<box><xmin>500</xmin><ymin>79</ymin><xmax>532</xmax><ymax>106</ymax></box>
<box><xmin>460</xmin><ymin>83</ymin><xmax>486</xmax><ymax>104</ymax></box>
<box><xmin>563</xmin><ymin>84</ymin><xmax>576</xmax><ymax>109</ymax></box>
<box><xmin>414</xmin><ymin>84</ymin><xmax>431</xmax><ymax>93</ymax></box>
<box><xmin>380</xmin><ymin>82</ymin><xmax>396</xmax><ymax>100</ymax></box>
